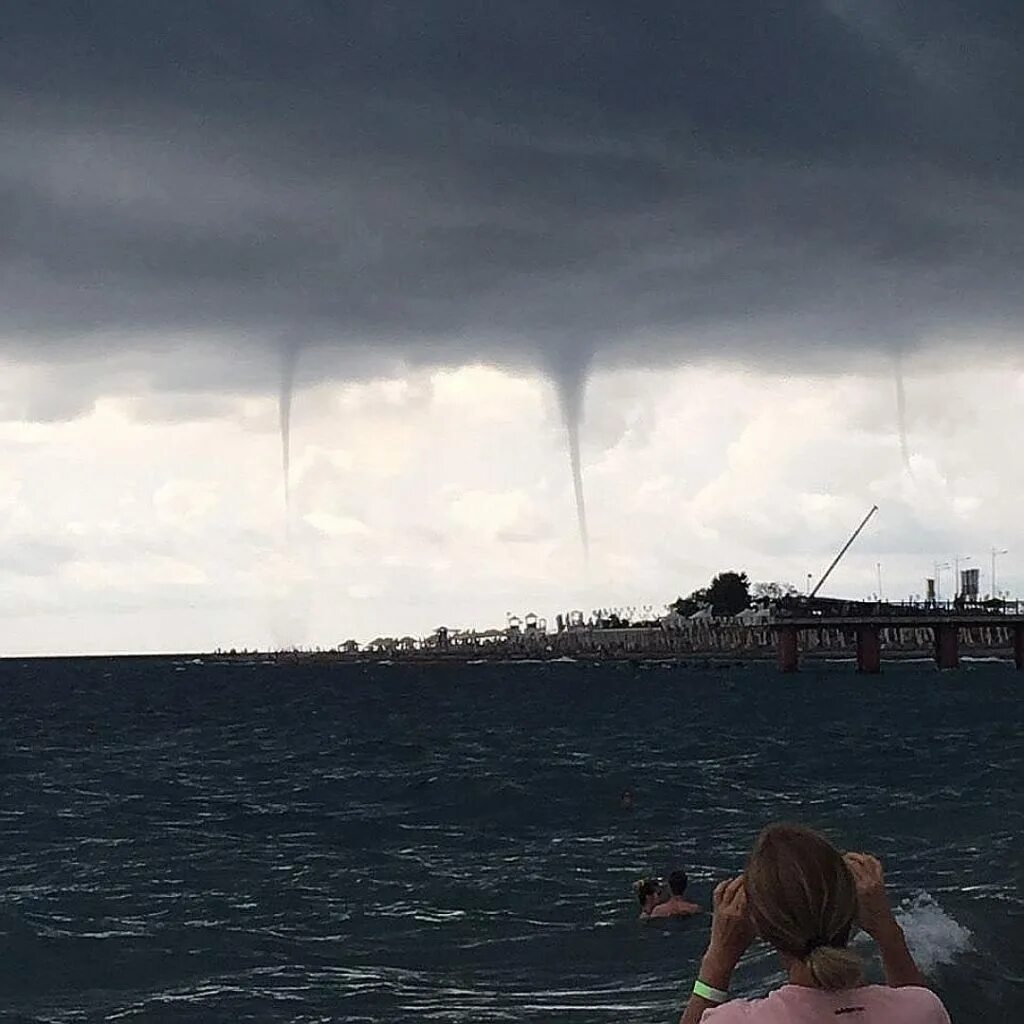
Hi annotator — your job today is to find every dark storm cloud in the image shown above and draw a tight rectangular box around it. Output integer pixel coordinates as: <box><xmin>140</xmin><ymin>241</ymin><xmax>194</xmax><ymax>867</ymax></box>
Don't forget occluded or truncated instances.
<box><xmin>1</xmin><ymin>0</ymin><xmax>1022</xmax><ymax>385</ymax></box>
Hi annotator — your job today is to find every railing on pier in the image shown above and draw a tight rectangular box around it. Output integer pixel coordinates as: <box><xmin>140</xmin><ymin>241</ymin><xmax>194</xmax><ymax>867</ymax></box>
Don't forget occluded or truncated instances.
<box><xmin>773</xmin><ymin>597</ymin><xmax>1022</xmax><ymax>620</ymax></box>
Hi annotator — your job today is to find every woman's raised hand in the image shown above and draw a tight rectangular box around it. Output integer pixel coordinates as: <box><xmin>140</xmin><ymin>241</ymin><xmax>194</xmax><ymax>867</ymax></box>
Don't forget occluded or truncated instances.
<box><xmin>707</xmin><ymin>876</ymin><xmax>756</xmax><ymax>966</ymax></box>
<box><xmin>844</xmin><ymin>852</ymin><xmax>899</xmax><ymax>940</ymax></box>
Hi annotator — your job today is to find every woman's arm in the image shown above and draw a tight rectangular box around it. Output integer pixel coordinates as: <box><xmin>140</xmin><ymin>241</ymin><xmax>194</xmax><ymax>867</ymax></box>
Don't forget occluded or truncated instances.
<box><xmin>844</xmin><ymin>854</ymin><xmax>927</xmax><ymax>988</ymax></box>
<box><xmin>679</xmin><ymin>878</ymin><xmax>754</xmax><ymax>1024</ymax></box>
<box><xmin>679</xmin><ymin>948</ymin><xmax>741</xmax><ymax>1024</ymax></box>
<box><xmin>874</xmin><ymin>920</ymin><xmax>927</xmax><ymax>988</ymax></box>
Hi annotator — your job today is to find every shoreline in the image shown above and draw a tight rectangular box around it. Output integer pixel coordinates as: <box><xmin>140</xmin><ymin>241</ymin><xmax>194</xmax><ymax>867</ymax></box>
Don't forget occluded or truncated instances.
<box><xmin>3</xmin><ymin>644</ymin><xmax>1017</xmax><ymax>667</ymax></box>
<box><xmin>270</xmin><ymin>647</ymin><xmax>1017</xmax><ymax>668</ymax></box>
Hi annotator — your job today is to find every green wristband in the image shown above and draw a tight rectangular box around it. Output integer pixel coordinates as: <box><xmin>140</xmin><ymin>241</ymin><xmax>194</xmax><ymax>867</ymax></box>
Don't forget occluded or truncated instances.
<box><xmin>693</xmin><ymin>979</ymin><xmax>729</xmax><ymax>1004</ymax></box>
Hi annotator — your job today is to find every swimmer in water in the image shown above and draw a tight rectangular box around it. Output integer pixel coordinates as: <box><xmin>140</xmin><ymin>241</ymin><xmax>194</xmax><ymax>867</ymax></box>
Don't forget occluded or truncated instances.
<box><xmin>648</xmin><ymin>869</ymin><xmax>701</xmax><ymax>918</ymax></box>
<box><xmin>635</xmin><ymin>877</ymin><xmax>663</xmax><ymax>918</ymax></box>
<box><xmin>620</xmin><ymin>788</ymin><xmax>636</xmax><ymax>811</ymax></box>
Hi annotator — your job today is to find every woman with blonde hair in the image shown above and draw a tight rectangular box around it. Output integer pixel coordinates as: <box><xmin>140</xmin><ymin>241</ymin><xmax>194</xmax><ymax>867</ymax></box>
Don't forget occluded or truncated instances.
<box><xmin>635</xmin><ymin>876</ymin><xmax>663</xmax><ymax>918</ymax></box>
<box><xmin>680</xmin><ymin>823</ymin><xmax>951</xmax><ymax>1022</ymax></box>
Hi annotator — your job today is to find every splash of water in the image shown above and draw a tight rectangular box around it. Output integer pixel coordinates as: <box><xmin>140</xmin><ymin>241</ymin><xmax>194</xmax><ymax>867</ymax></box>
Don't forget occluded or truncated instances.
<box><xmin>556</xmin><ymin>374</ymin><xmax>590</xmax><ymax>560</ymax></box>
<box><xmin>894</xmin><ymin>892</ymin><xmax>972</xmax><ymax>974</ymax></box>
<box><xmin>852</xmin><ymin>891</ymin><xmax>972</xmax><ymax>976</ymax></box>
<box><xmin>894</xmin><ymin>355</ymin><xmax>912</xmax><ymax>472</ymax></box>
<box><xmin>279</xmin><ymin>343</ymin><xmax>301</xmax><ymax>516</ymax></box>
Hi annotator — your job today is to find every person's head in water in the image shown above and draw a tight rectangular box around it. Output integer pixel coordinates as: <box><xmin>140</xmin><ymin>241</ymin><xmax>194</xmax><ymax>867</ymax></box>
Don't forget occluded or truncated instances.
<box><xmin>620</xmin><ymin>788</ymin><xmax>635</xmax><ymax>811</ymax></box>
<box><xmin>634</xmin><ymin>877</ymin><xmax>660</xmax><ymax>914</ymax></box>
<box><xmin>645</xmin><ymin>867</ymin><xmax>701</xmax><ymax>917</ymax></box>
<box><xmin>744</xmin><ymin>823</ymin><xmax>862</xmax><ymax>990</ymax></box>
<box><xmin>668</xmin><ymin>870</ymin><xmax>689</xmax><ymax>897</ymax></box>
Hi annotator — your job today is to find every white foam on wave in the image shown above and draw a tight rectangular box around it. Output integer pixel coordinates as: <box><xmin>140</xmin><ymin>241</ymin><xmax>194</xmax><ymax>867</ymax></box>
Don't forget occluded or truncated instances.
<box><xmin>894</xmin><ymin>892</ymin><xmax>972</xmax><ymax>973</ymax></box>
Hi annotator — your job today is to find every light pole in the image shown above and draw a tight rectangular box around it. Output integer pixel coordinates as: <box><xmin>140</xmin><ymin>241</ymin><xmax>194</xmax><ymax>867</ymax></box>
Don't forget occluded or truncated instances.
<box><xmin>806</xmin><ymin>573</ymin><xmax>813</xmax><ymax>595</ymax></box>
<box><xmin>876</xmin><ymin>562</ymin><xmax>883</xmax><ymax>602</ymax></box>
<box><xmin>992</xmin><ymin>547</ymin><xmax>1008</xmax><ymax>598</ymax></box>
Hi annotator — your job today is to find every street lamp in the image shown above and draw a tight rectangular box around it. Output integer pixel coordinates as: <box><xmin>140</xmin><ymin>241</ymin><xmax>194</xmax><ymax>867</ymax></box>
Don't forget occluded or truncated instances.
<box><xmin>953</xmin><ymin>554</ymin><xmax>972</xmax><ymax>599</ymax></box>
<box><xmin>992</xmin><ymin>547</ymin><xmax>1008</xmax><ymax>598</ymax></box>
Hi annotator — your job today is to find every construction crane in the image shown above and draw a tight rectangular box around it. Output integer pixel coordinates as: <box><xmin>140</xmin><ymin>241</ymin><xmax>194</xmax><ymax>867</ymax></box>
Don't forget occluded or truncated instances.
<box><xmin>809</xmin><ymin>505</ymin><xmax>879</xmax><ymax>599</ymax></box>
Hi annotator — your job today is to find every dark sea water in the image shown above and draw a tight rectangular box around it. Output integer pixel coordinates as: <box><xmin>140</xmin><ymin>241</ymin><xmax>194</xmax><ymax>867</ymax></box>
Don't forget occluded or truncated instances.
<box><xmin>0</xmin><ymin>658</ymin><xmax>1020</xmax><ymax>1023</ymax></box>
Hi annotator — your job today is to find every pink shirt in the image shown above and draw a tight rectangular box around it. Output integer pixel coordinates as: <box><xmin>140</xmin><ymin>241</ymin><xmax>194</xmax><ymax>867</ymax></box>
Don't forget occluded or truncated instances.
<box><xmin>704</xmin><ymin>985</ymin><xmax>950</xmax><ymax>1023</ymax></box>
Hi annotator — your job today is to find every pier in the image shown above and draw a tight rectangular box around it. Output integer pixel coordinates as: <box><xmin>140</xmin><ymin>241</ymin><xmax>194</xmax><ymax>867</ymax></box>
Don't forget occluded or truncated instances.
<box><xmin>771</xmin><ymin>605</ymin><xmax>1024</xmax><ymax>673</ymax></box>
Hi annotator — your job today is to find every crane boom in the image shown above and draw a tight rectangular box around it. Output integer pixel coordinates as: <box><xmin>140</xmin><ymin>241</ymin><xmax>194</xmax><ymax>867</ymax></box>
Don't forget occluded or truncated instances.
<box><xmin>809</xmin><ymin>505</ymin><xmax>879</xmax><ymax>599</ymax></box>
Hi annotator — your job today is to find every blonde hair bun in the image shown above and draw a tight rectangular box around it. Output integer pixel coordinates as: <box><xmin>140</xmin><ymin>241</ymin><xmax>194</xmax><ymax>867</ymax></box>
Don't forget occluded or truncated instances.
<box><xmin>805</xmin><ymin>945</ymin><xmax>863</xmax><ymax>991</ymax></box>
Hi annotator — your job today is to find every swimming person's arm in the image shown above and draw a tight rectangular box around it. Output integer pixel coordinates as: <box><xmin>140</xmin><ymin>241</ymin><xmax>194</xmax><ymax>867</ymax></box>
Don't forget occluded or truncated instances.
<box><xmin>679</xmin><ymin>879</ymin><xmax>754</xmax><ymax>1024</ymax></box>
<box><xmin>844</xmin><ymin>853</ymin><xmax>928</xmax><ymax>988</ymax></box>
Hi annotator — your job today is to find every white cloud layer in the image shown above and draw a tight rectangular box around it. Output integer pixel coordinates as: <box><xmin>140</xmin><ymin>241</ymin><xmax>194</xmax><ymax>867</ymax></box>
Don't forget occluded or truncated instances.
<box><xmin>1</xmin><ymin>355</ymin><xmax>1023</xmax><ymax>656</ymax></box>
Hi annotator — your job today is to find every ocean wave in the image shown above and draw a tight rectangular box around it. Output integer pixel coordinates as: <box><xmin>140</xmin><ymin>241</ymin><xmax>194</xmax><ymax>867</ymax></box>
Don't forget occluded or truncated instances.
<box><xmin>895</xmin><ymin>892</ymin><xmax>973</xmax><ymax>973</ymax></box>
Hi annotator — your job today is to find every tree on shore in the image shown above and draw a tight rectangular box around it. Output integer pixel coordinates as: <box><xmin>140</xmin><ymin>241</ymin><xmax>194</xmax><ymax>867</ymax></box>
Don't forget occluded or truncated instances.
<box><xmin>669</xmin><ymin>590</ymin><xmax>707</xmax><ymax>618</ymax></box>
<box><xmin>706</xmin><ymin>571</ymin><xmax>751</xmax><ymax>616</ymax></box>
<box><xmin>670</xmin><ymin>571</ymin><xmax>751</xmax><ymax>618</ymax></box>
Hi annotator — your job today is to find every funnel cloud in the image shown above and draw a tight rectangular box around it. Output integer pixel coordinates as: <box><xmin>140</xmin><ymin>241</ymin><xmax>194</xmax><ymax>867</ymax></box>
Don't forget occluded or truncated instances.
<box><xmin>278</xmin><ymin>342</ymin><xmax>301</xmax><ymax>519</ymax></box>
<box><xmin>894</xmin><ymin>357</ymin><xmax>912</xmax><ymax>472</ymax></box>
<box><xmin>557</xmin><ymin>375</ymin><xmax>590</xmax><ymax>559</ymax></box>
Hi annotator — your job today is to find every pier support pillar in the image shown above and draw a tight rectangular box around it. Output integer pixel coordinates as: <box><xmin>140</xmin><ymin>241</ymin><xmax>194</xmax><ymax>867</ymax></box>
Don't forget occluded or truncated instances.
<box><xmin>777</xmin><ymin>626</ymin><xmax>799</xmax><ymax>673</ymax></box>
<box><xmin>856</xmin><ymin>625</ymin><xmax>881</xmax><ymax>674</ymax></box>
<box><xmin>934</xmin><ymin>623</ymin><xmax>959</xmax><ymax>670</ymax></box>
<box><xmin>1015</xmin><ymin>624</ymin><xmax>1024</xmax><ymax>671</ymax></box>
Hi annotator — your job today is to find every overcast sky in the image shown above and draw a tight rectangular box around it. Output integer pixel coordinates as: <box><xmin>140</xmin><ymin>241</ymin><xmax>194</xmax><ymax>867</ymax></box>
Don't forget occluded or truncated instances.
<box><xmin>1</xmin><ymin>2</ymin><xmax>1022</xmax><ymax>654</ymax></box>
